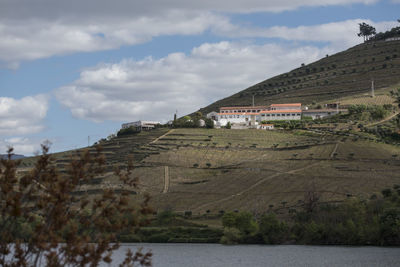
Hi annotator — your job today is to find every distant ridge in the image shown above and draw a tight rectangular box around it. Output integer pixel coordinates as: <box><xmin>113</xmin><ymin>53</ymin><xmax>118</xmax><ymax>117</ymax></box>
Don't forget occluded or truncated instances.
<box><xmin>197</xmin><ymin>39</ymin><xmax>400</xmax><ymax>115</ymax></box>
<box><xmin>1</xmin><ymin>154</ymin><xmax>26</xmax><ymax>160</ymax></box>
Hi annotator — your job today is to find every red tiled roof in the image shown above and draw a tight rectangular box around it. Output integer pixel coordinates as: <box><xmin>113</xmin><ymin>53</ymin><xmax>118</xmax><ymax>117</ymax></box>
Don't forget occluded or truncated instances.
<box><xmin>261</xmin><ymin>124</ymin><xmax>274</xmax><ymax>126</ymax></box>
<box><xmin>220</xmin><ymin>106</ymin><xmax>267</xmax><ymax>110</ymax></box>
<box><xmin>270</xmin><ymin>103</ymin><xmax>301</xmax><ymax>107</ymax></box>
<box><xmin>260</xmin><ymin>109</ymin><xmax>302</xmax><ymax>114</ymax></box>
<box><xmin>218</xmin><ymin>112</ymin><xmax>259</xmax><ymax>115</ymax></box>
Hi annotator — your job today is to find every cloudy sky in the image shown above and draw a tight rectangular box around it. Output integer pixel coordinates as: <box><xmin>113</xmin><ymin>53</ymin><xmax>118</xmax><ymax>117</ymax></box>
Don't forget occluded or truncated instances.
<box><xmin>0</xmin><ymin>0</ymin><xmax>399</xmax><ymax>155</ymax></box>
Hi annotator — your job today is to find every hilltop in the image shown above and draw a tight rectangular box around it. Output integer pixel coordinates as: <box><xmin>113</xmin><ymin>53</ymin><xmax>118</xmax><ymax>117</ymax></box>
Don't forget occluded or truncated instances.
<box><xmin>197</xmin><ymin>39</ymin><xmax>400</xmax><ymax>115</ymax></box>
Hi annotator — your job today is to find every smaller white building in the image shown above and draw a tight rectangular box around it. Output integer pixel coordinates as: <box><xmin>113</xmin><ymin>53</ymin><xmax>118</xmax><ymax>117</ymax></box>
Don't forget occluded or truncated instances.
<box><xmin>259</xmin><ymin>124</ymin><xmax>274</xmax><ymax>130</ymax></box>
<box><xmin>206</xmin><ymin>111</ymin><xmax>218</xmax><ymax>120</ymax></box>
<box><xmin>121</xmin><ymin>120</ymin><xmax>161</xmax><ymax>131</ymax></box>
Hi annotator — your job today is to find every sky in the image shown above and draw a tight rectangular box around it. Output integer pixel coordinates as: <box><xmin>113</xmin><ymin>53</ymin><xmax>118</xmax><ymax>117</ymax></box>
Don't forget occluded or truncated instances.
<box><xmin>0</xmin><ymin>0</ymin><xmax>399</xmax><ymax>155</ymax></box>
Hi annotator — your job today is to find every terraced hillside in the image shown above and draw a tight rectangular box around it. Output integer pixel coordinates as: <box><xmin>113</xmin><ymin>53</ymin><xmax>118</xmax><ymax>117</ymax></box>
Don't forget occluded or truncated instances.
<box><xmin>197</xmin><ymin>39</ymin><xmax>400</xmax><ymax>115</ymax></box>
<box><xmin>21</xmin><ymin>128</ymin><xmax>400</xmax><ymax>216</ymax></box>
<box><xmin>143</xmin><ymin>129</ymin><xmax>400</xmax><ymax>214</ymax></box>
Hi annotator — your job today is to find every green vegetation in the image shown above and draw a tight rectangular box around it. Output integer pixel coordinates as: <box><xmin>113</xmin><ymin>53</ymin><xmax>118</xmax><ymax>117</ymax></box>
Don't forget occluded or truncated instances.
<box><xmin>117</xmin><ymin>126</ymin><xmax>140</xmax><ymax>136</ymax></box>
<box><xmin>357</xmin><ymin>22</ymin><xmax>376</xmax><ymax>42</ymax></box>
<box><xmin>348</xmin><ymin>104</ymin><xmax>391</xmax><ymax>120</ymax></box>
<box><xmin>260</xmin><ymin>120</ymin><xmax>308</xmax><ymax>129</ymax></box>
<box><xmin>220</xmin><ymin>185</ymin><xmax>400</xmax><ymax>246</ymax></box>
<box><xmin>369</xmin><ymin>19</ymin><xmax>400</xmax><ymax>42</ymax></box>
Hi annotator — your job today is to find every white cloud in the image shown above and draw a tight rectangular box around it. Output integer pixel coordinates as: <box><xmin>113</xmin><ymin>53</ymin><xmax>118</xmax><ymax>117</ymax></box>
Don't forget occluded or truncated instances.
<box><xmin>0</xmin><ymin>11</ymin><xmax>223</xmax><ymax>66</ymax></box>
<box><xmin>0</xmin><ymin>137</ymin><xmax>42</xmax><ymax>156</ymax></box>
<box><xmin>0</xmin><ymin>0</ymin><xmax>382</xmax><ymax>66</ymax></box>
<box><xmin>0</xmin><ymin>95</ymin><xmax>49</xmax><ymax>136</ymax></box>
<box><xmin>213</xmin><ymin>19</ymin><xmax>399</xmax><ymax>51</ymax></box>
<box><xmin>55</xmin><ymin>41</ymin><xmax>332</xmax><ymax>123</ymax></box>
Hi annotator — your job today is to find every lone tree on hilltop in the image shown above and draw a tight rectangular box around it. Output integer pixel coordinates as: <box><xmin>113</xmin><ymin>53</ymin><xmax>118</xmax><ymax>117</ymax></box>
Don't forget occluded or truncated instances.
<box><xmin>357</xmin><ymin>22</ymin><xmax>376</xmax><ymax>42</ymax></box>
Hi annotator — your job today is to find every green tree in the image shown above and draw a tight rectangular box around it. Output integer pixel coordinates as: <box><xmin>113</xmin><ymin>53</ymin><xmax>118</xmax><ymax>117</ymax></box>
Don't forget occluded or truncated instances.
<box><xmin>205</xmin><ymin>118</ymin><xmax>214</xmax><ymax>129</ymax></box>
<box><xmin>259</xmin><ymin>213</ymin><xmax>288</xmax><ymax>244</ymax></box>
<box><xmin>222</xmin><ymin>212</ymin><xmax>237</xmax><ymax>228</ymax></box>
<box><xmin>357</xmin><ymin>22</ymin><xmax>376</xmax><ymax>41</ymax></box>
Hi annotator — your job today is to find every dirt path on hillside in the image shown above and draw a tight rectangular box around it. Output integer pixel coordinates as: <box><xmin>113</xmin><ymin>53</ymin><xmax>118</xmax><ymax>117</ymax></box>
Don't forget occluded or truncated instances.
<box><xmin>162</xmin><ymin>166</ymin><xmax>170</xmax><ymax>193</ymax></box>
<box><xmin>192</xmin><ymin>142</ymin><xmax>340</xmax><ymax>213</ymax></box>
<box><xmin>366</xmin><ymin>111</ymin><xmax>399</xmax><ymax>127</ymax></box>
<box><xmin>330</xmin><ymin>143</ymin><xmax>339</xmax><ymax>158</ymax></box>
<box><xmin>151</xmin><ymin>129</ymin><xmax>174</xmax><ymax>144</ymax></box>
<box><xmin>192</xmin><ymin>161</ymin><xmax>322</xmax><ymax>213</ymax></box>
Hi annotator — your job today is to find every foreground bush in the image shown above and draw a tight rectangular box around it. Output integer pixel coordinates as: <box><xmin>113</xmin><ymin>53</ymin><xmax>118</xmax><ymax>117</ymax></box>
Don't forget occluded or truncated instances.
<box><xmin>0</xmin><ymin>145</ymin><xmax>152</xmax><ymax>266</ymax></box>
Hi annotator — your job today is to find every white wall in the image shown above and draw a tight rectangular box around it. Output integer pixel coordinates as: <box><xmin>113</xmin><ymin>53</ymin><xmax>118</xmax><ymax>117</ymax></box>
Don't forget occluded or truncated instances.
<box><xmin>259</xmin><ymin>113</ymin><xmax>301</xmax><ymax>121</ymax></box>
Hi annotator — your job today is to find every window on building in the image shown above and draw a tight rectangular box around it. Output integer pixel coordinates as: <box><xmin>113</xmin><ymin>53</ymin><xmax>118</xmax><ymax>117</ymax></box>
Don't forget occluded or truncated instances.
<box><xmin>267</xmin><ymin>114</ymin><xmax>270</xmax><ymax>117</ymax></box>
<box><xmin>247</xmin><ymin>110</ymin><xmax>251</xmax><ymax>112</ymax></box>
<box><xmin>292</xmin><ymin>114</ymin><xmax>295</xmax><ymax>116</ymax></box>
<box><xmin>236</xmin><ymin>115</ymin><xmax>239</xmax><ymax>118</ymax></box>
<box><xmin>277</xmin><ymin>114</ymin><xmax>280</xmax><ymax>116</ymax></box>
<box><xmin>297</xmin><ymin>113</ymin><xmax>300</xmax><ymax>116</ymax></box>
<box><xmin>282</xmin><ymin>114</ymin><xmax>285</xmax><ymax>116</ymax></box>
<box><xmin>272</xmin><ymin>114</ymin><xmax>275</xmax><ymax>116</ymax></box>
<box><xmin>229</xmin><ymin>115</ymin><xmax>232</xmax><ymax>118</ymax></box>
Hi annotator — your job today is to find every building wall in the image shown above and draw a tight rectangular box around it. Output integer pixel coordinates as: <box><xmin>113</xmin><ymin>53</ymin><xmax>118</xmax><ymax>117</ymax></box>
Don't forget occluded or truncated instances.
<box><xmin>259</xmin><ymin>112</ymin><xmax>301</xmax><ymax>121</ymax></box>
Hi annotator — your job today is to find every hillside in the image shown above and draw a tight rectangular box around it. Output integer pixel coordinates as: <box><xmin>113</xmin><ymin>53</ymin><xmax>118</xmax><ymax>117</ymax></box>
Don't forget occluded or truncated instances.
<box><xmin>19</xmin><ymin>127</ymin><xmax>400</xmax><ymax>217</ymax></box>
<box><xmin>14</xmin><ymin>39</ymin><xmax>400</xmax><ymax>225</ymax></box>
<box><xmin>197</xmin><ymin>39</ymin><xmax>400</xmax><ymax>115</ymax></box>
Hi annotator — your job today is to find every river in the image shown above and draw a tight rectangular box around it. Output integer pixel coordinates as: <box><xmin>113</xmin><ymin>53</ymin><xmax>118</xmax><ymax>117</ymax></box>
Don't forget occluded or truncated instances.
<box><xmin>105</xmin><ymin>243</ymin><xmax>400</xmax><ymax>267</ymax></box>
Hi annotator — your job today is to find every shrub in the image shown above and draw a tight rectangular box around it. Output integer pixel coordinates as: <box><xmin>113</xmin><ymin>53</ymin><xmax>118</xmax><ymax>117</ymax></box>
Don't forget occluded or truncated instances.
<box><xmin>220</xmin><ymin>227</ymin><xmax>242</xmax><ymax>245</ymax></box>
<box><xmin>117</xmin><ymin>126</ymin><xmax>140</xmax><ymax>136</ymax></box>
<box><xmin>184</xmin><ymin>211</ymin><xmax>193</xmax><ymax>217</ymax></box>
<box><xmin>259</xmin><ymin>213</ymin><xmax>288</xmax><ymax>244</ymax></box>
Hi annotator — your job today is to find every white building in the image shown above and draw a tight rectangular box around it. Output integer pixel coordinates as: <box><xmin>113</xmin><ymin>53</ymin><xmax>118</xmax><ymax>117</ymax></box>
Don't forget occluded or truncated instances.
<box><xmin>269</xmin><ymin>103</ymin><xmax>302</xmax><ymax>111</ymax></box>
<box><xmin>259</xmin><ymin>124</ymin><xmax>274</xmax><ymax>130</ymax></box>
<box><xmin>219</xmin><ymin>106</ymin><xmax>268</xmax><ymax>114</ymax></box>
<box><xmin>121</xmin><ymin>120</ymin><xmax>161</xmax><ymax>131</ymax></box>
<box><xmin>217</xmin><ymin>112</ymin><xmax>259</xmax><ymax>125</ymax></box>
<box><xmin>207</xmin><ymin>103</ymin><xmax>303</xmax><ymax>128</ymax></box>
<box><xmin>259</xmin><ymin>109</ymin><xmax>302</xmax><ymax>121</ymax></box>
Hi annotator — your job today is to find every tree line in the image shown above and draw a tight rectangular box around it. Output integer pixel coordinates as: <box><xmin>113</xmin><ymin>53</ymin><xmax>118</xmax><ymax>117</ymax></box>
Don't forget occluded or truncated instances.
<box><xmin>220</xmin><ymin>185</ymin><xmax>400</xmax><ymax>246</ymax></box>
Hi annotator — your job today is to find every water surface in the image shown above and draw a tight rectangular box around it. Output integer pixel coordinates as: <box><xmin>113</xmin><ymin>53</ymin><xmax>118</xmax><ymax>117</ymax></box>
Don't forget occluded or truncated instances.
<box><xmin>106</xmin><ymin>243</ymin><xmax>400</xmax><ymax>267</ymax></box>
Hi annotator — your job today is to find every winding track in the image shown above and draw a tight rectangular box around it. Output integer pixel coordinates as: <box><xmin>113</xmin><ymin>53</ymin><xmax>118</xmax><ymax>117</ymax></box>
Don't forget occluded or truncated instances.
<box><xmin>193</xmin><ymin>160</ymin><xmax>322</xmax><ymax>213</ymax></box>
<box><xmin>366</xmin><ymin>111</ymin><xmax>399</xmax><ymax>127</ymax></box>
<box><xmin>192</xmin><ymin>142</ymin><xmax>339</xmax><ymax>213</ymax></box>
